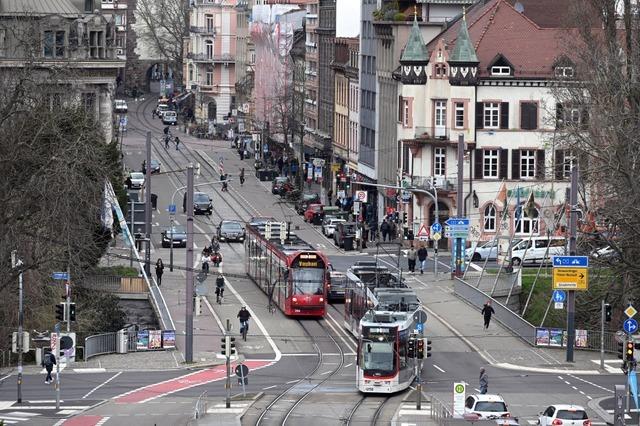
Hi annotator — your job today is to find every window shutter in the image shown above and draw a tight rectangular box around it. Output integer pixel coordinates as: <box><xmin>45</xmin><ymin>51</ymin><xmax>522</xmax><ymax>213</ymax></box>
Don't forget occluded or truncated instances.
<box><xmin>398</xmin><ymin>95</ymin><xmax>403</xmax><ymax>122</ymax></box>
<box><xmin>511</xmin><ymin>150</ymin><xmax>520</xmax><ymax>179</ymax></box>
<box><xmin>555</xmin><ymin>150</ymin><xmax>565</xmax><ymax>180</ymax></box>
<box><xmin>500</xmin><ymin>102</ymin><xmax>509</xmax><ymax>129</ymax></box>
<box><xmin>474</xmin><ymin>149</ymin><xmax>484</xmax><ymax>180</ymax></box>
<box><xmin>499</xmin><ymin>149</ymin><xmax>509</xmax><ymax>179</ymax></box>
<box><xmin>555</xmin><ymin>103</ymin><xmax>564</xmax><ymax>129</ymax></box>
<box><xmin>580</xmin><ymin>108</ymin><xmax>589</xmax><ymax>129</ymax></box>
<box><xmin>520</xmin><ymin>103</ymin><xmax>538</xmax><ymax>130</ymax></box>
<box><xmin>536</xmin><ymin>150</ymin><xmax>546</xmax><ymax>180</ymax></box>
<box><xmin>475</xmin><ymin>102</ymin><xmax>484</xmax><ymax>129</ymax></box>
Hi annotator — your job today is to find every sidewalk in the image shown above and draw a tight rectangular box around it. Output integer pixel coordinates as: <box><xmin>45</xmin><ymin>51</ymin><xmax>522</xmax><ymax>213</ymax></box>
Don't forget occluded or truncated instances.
<box><xmin>410</xmin><ymin>272</ymin><xmax>618</xmax><ymax>375</ymax></box>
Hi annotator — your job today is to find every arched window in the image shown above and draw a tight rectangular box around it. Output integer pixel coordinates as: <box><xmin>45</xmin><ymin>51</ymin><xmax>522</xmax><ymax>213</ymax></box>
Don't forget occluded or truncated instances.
<box><xmin>483</xmin><ymin>204</ymin><xmax>496</xmax><ymax>231</ymax></box>
<box><xmin>188</xmin><ymin>64</ymin><xmax>194</xmax><ymax>82</ymax></box>
<box><xmin>515</xmin><ymin>206</ymin><xmax>539</xmax><ymax>235</ymax></box>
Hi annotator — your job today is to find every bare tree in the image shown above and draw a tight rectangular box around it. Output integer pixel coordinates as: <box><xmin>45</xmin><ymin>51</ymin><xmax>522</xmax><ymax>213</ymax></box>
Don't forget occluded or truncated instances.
<box><xmin>135</xmin><ymin>0</ymin><xmax>188</xmax><ymax>84</ymax></box>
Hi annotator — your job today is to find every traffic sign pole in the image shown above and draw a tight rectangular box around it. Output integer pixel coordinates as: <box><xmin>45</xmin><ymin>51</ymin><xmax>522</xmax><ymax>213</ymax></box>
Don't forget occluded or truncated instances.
<box><xmin>566</xmin><ymin>166</ymin><xmax>578</xmax><ymax>363</ymax></box>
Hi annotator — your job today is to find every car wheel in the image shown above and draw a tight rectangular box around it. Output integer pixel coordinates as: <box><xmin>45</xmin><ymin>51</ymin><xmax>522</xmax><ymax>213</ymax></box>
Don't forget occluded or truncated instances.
<box><xmin>512</xmin><ymin>257</ymin><xmax>522</xmax><ymax>266</ymax></box>
<box><xmin>472</xmin><ymin>253</ymin><xmax>481</xmax><ymax>261</ymax></box>
<box><xmin>162</xmin><ymin>242</ymin><xmax>168</xmax><ymax>248</ymax></box>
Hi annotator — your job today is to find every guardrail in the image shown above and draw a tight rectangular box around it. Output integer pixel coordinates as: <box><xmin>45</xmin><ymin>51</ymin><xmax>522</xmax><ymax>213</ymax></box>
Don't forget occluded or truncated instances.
<box><xmin>80</xmin><ymin>275</ymin><xmax>149</xmax><ymax>294</ymax></box>
<box><xmin>84</xmin><ymin>330</ymin><xmax>137</xmax><ymax>360</ymax></box>
<box><xmin>454</xmin><ymin>277</ymin><xmax>537</xmax><ymax>345</ymax></box>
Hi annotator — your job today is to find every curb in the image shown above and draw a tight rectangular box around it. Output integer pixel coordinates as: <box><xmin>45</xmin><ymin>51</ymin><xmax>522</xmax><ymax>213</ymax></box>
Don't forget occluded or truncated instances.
<box><xmin>588</xmin><ymin>396</ymin><xmax>613</xmax><ymax>425</ymax></box>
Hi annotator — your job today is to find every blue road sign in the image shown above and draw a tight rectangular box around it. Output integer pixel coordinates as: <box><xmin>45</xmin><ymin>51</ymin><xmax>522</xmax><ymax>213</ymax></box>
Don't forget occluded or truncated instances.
<box><xmin>624</xmin><ymin>318</ymin><xmax>639</xmax><ymax>334</ymax></box>
<box><xmin>416</xmin><ymin>323</ymin><xmax>424</xmax><ymax>333</ymax></box>
<box><xmin>431</xmin><ymin>222</ymin><xmax>442</xmax><ymax>233</ymax></box>
<box><xmin>445</xmin><ymin>218</ymin><xmax>470</xmax><ymax>226</ymax></box>
<box><xmin>168</xmin><ymin>204</ymin><xmax>176</xmax><ymax>215</ymax></box>
<box><xmin>552</xmin><ymin>256</ymin><xmax>589</xmax><ymax>268</ymax></box>
<box><xmin>552</xmin><ymin>290</ymin><xmax>566</xmax><ymax>303</ymax></box>
<box><xmin>52</xmin><ymin>272</ymin><xmax>69</xmax><ymax>281</ymax></box>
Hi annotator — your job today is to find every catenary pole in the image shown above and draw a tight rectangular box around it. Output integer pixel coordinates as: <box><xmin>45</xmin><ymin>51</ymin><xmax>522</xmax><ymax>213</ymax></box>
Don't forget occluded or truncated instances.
<box><xmin>145</xmin><ymin>131</ymin><xmax>152</xmax><ymax>276</ymax></box>
<box><xmin>566</xmin><ymin>166</ymin><xmax>578</xmax><ymax>362</ymax></box>
<box><xmin>185</xmin><ymin>164</ymin><xmax>194</xmax><ymax>363</ymax></box>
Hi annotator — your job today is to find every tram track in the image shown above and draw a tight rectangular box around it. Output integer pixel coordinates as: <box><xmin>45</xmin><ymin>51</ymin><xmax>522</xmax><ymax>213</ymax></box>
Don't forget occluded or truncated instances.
<box><xmin>344</xmin><ymin>395</ymin><xmax>391</xmax><ymax>426</ymax></box>
<box><xmin>255</xmin><ymin>320</ymin><xmax>346</xmax><ymax>426</ymax></box>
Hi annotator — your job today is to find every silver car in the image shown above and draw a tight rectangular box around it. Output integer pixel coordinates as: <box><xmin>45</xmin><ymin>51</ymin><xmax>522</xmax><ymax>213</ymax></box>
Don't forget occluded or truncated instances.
<box><xmin>129</xmin><ymin>172</ymin><xmax>145</xmax><ymax>189</ymax></box>
<box><xmin>322</xmin><ymin>217</ymin><xmax>346</xmax><ymax>237</ymax></box>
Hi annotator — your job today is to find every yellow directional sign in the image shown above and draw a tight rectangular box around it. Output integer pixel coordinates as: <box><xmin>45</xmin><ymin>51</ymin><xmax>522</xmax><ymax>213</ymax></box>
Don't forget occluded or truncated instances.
<box><xmin>552</xmin><ymin>267</ymin><xmax>588</xmax><ymax>290</ymax></box>
<box><xmin>625</xmin><ymin>306</ymin><xmax>637</xmax><ymax>318</ymax></box>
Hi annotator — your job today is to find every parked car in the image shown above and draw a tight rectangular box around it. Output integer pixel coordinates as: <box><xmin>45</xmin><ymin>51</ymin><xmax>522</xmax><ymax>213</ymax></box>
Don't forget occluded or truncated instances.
<box><xmin>155</xmin><ymin>104</ymin><xmax>169</xmax><ymax>117</ymax></box>
<box><xmin>128</xmin><ymin>172</ymin><xmax>145</xmax><ymax>189</ymax></box>
<box><xmin>217</xmin><ymin>220</ymin><xmax>246</xmax><ymax>242</ymax></box>
<box><xmin>466</xmin><ymin>240</ymin><xmax>499</xmax><ymax>261</ymax></box>
<box><xmin>295</xmin><ymin>193</ymin><xmax>321</xmax><ymax>214</ymax></box>
<box><xmin>328</xmin><ymin>266</ymin><xmax>346</xmax><ymax>302</ymax></box>
<box><xmin>271</xmin><ymin>177</ymin><xmax>291</xmax><ymax>195</ymax></box>
<box><xmin>590</xmin><ymin>245</ymin><xmax>620</xmax><ymax>262</ymax></box>
<box><xmin>322</xmin><ymin>217</ymin><xmax>346</xmax><ymax>237</ymax></box>
<box><xmin>114</xmin><ymin>99</ymin><xmax>128</xmax><ymax>113</ymax></box>
<box><xmin>538</xmin><ymin>405</ymin><xmax>590</xmax><ymax>426</ymax></box>
<box><xmin>183</xmin><ymin>192</ymin><xmax>213</xmax><ymax>215</ymax></box>
<box><xmin>334</xmin><ymin>222</ymin><xmax>357</xmax><ymax>248</ymax></box>
<box><xmin>509</xmin><ymin>236</ymin><xmax>566</xmax><ymax>265</ymax></box>
<box><xmin>304</xmin><ymin>204</ymin><xmax>324</xmax><ymax>223</ymax></box>
<box><xmin>162</xmin><ymin>110</ymin><xmax>177</xmax><ymax>125</ymax></box>
<box><xmin>161</xmin><ymin>225</ymin><xmax>187</xmax><ymax>248</ymax></box>
<box><xmin>464</xmin><ymin>394</ymin><xmax>510</xmax><ymax>420</ymax></box>
<box><xmin>142</xmin><ymin>159</ymin><xmax>161</xmax><ymax>174</ymax></box>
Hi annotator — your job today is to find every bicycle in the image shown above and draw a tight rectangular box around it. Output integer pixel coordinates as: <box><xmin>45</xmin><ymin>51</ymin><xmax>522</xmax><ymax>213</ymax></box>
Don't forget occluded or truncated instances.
<box><xmin>240</xmin><ymin>320</ymin><xmax>248</xmax><ymax>341</ymax></box>
<box><xmin>215</xmin><ymin>288</ymin><xmax>224</xmax><ymax>304</ymax></box>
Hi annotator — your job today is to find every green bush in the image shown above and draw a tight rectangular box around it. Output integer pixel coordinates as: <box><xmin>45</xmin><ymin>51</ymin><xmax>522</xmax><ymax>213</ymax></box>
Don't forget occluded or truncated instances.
<box><xmin>394</xmin><ymin>12</ymin><xmax>406</xmax><ymax>21</ymax></box>
<box><xmin>95</xmin><ymin>266</ymin><xmax>139</xmax><ymax>277</ymax></box>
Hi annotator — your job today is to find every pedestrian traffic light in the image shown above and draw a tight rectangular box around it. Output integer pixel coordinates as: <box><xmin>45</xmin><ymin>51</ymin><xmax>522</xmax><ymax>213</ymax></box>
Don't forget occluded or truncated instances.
<box><xmin>626</xmin><ymin>340</ymin><xmax>635</xmax><ymax>362</ymax></box>
<box><xmin>416</xmin><ymin>338</ymin><xmax>425</xmax><ymax>359</ymax></box>
<box><xmin>68</xmin><ymin>303</ymin><xmax>76</xmax><ymax>322</ymax></box>
<box><xmin>55</xmin><ymin>304</ymin><xmax>65</xmax><ymax>322</ymax></box>
<box><xmin>407</xmin><ymin>337</ymin><xmax>416</xmax><ymax>358</ymax></box>
<box><xmin>605</xmin><ymin>304</ymin><xmax>612</xmax><ymax>322</ymax></box>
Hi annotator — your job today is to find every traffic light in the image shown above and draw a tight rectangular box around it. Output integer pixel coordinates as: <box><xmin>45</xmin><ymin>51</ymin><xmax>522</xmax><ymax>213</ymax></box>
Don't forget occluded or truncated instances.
<box><xmin>221</xmin><ymin>335</ymin><xmax>236</xmax><ymax>357</ymax></box>
<box><xmin>345</xmin><ymin>176</ymin><xmax>351</xmax><ymax>189</ymax></box>
<box><xmin>416</xmin><ymin>338</ymin><xmax>425</xmax><ymax>359</ymax></box>
<box><xmin>402</xmin><ymin>212</ymin><xmax>408</xmax><ymax>226</ymax></box>
<box><xmin>618</xmin><ymin>340</ymin><xmax>625</xmax><ymax>359</ymax></box>
<box><xmin>407</xmin><ymin>337</ymin><xmax>416</xmax><ymax>358</ymax></box>
<box><xmin>55</xmin><ymin>304</ymin><xmax>66</xmax><ymax>322</ymax></box>
<box><xmin>425</xmin><ymin>338</ymin><xmax>432</xmax><ymax>358</ymax></box>
<box><xmin>605</xmin><ymin>304</ymin><xmax>612</xmax><ymax>322</ymax></box>
<box><xmin>626</xmin><ymin>340</ymin><xmax>635</xmax><ymax>362</ymax></box>
<box><xmin>68</xmin><ymin>303</ymin><xmax>76</xmax><ymax>322</ymax></box>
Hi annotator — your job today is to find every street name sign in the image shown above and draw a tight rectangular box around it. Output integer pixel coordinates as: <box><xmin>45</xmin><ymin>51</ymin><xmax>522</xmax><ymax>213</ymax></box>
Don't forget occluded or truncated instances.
<box><xmin>445</xmin><ymin>218</ymin><xmax>470</xmax><ymax>227</ymax></box>
<box><xmin>552</xmin><ymin>267</ymin><xmax>588</xmax><ymax>290</ymax></box>
<box><xmin>52</xmin><ymin>272</ymin><xmax>69</xmax><ymax>281</ymax></box>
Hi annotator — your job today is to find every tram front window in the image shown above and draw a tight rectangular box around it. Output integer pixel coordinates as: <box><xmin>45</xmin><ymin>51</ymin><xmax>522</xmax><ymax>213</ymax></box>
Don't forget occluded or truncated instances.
<box><xmin>362</xmin><ymin>341</ymin><xmax>394</xmax><ymax>375</ymax></box>
<box><xmin>292</xmin><ymin>268</ymin><xmax>324</xmax><ymax>295</ymax></box>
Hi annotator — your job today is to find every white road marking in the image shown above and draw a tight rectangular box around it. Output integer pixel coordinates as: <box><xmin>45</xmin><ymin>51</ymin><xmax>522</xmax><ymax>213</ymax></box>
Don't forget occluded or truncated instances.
<box><xmin>262</xmin><ymin>385</ymin><xmax>277</xmax><ymax>390</ymax></box>
<box><xmin>567</xmin><ymin>374</ymin><xmax>615</xmax><ymax>393</ymax></box>
<box><xmin>286</xmin><ymin>380</ymin><xmax>299</xmax><ymax>384</ymax></box>
<box><xmin>56</xmin><ymin>410</ymin><xmax>79</xmax><ymax>415</ymax></box>
<box><xmin>344</xmin><ymin>363</ymin><xmax>353</xmax><ymax>368</ymax></box>
<box><xmin>320</xmin><ymin>371</ymin><xmax>331</xmax><ymax>375</ymax></box>
<box><xmin>323</xmin><ymin>313</ymin><xmax>357</xmax><ymax>353</ymax></box>
<box><xmin>564</xmin><ymin>381</ymin><xmax>571</xmax><ymax>385</ymax></box>
<box><xmin>96</xmin><ymin>417</ymin><xmax>111</xmax><ymax>426</ymax></box>
<box><xmin>0</xmin><ymin>375</ymin><xmax>11</xmax><ymax>383</ymax></box>
<box><xmin>571</xmin><ymin>386</ymin><xmax>578</xmax><ymax>390</ymax></box>
<box><xmin>82</xmin><ymin>371</ymin><xmax>122</xmax><ymax>399</ymax></box>
<box><xmin>280</xmin><ymin>353</ymin><xmax>318</xmax><ymax>357</ymax></box>
<box><xmin>433</xmin><ymin>364</ymin><xmax>446</xmax><ymax>373</ymax></box>
<box><xmin>74</xmin><ymin>368</ymin><xmax>106</xmax><ymax>373</ymax></box>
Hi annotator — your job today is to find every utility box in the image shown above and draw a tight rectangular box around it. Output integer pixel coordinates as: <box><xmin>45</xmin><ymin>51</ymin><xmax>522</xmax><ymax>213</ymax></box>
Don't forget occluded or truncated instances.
<box><xmin>116</xmin><ymin>329</ymin><xmax>128</xmax><ymax>354</ymax></box>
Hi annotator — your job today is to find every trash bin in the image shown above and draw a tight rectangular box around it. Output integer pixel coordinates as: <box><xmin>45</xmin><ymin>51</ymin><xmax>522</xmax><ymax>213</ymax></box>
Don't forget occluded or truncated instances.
<box><xmin>116</xmin><ymin>329</ymin><xmax>128</xmax><ymax>354</ymax></box>
<box><xmin>343</xmin><ymin>236</ymin><xmax>354</xmax><ymax>251</ymax></box>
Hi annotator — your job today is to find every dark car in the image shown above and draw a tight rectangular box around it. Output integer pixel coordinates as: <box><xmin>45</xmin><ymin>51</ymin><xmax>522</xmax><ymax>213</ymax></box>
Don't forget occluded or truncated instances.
<box><xmin>249</xmin><ymin>216</ymin><xmax>276</xmax><ymax>226</ymax></box>
<box><xmin>142</xmin><ymin>159</ymin><xmax>161</xmax><ymax>174</ymax></box>
<box><xmin>161</xmin><ymin>225</ymin><xmax>187</xmax><ymax>248</ymax></box>
<box><xmin>295</xmin><ymin>193</ymin><xmax>321</xmax><ymax>214</ymax></box>
<box><xmin>217</xmin><ymin>220</ymin><xmax>246</xmax><ymax>242</ymax></box>
<box><xmin>271</xmin><ymin>177</ymin><xmax>291</xmax><ymax>195</ymax></box>
<box><xmin>183</xmin><ymin>192</ymin><xmax>213</xmax><ymax>215</ymax></box>
<box><xmin>328</xmin><ymin>265</ymin><xmax>346</xmax><ymax>302</ymax></box>
<box><xmin>334</xmin><ymin>222</ymin><xmax>357</xmax><ymax>248</ymax></box>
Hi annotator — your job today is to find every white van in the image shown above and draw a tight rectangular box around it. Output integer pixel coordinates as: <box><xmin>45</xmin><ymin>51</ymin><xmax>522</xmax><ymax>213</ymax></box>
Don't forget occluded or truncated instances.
<box><xmin>509</xmin><ymin>236</ymin><xmax>566</xmax><ymax>265</ymax></box>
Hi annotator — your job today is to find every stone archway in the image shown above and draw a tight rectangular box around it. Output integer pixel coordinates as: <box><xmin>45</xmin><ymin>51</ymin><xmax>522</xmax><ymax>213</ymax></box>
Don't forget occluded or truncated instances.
<box><xmin>429</xmin><ymin>201</ymin><xmax>450</xmax><ymax>249</ymax></box>
<box><xmin>145</xmin><ymin>63</ymin><xmax>175</xmax><ymax>94</ymax></box>
<box><xmin>207</xmin><ymin>101</ymin><xmax>217</xmax><ymax>121</ymax></box>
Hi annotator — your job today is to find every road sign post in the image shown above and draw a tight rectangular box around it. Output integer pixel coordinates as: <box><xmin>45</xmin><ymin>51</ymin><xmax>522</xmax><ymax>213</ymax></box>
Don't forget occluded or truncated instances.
<box><xmin>235</xmin><ymin>364</ymin><xmax>249</xmax><ymax>397</ymax></box>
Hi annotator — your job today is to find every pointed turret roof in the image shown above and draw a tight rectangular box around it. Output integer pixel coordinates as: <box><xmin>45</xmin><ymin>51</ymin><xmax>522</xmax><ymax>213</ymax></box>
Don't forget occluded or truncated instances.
<box><xmin>449</xmin><ymin>12</ymin><xmax>478</xmax><ymax>63</ymax></box>
<box><xmin>400</xmin><ymin>14</ymin><xmax>428</xmax><ymax>63</ymax></box>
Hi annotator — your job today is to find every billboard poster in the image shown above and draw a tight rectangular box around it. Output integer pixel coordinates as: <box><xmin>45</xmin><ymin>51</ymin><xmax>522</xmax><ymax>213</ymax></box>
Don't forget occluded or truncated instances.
<box><xmin>535</xmin><ymin>328</ymin><xmax>550</xmax><ymax>346</ymax></box>
<box><xmin>549</xmin><ymin>329</ymin><xmax>563</xmax><ymax>347</ymax></box>
<box><xmin>148</xmin><ymin>330</ymin><xmax>162</xmax><ymax>349</ymax></box>
<box><xmin>162</xmin><ymin>330</ymin><xmax>176</xmax><ymax>349</ymax></box>
<box><xmin>136</xmin><ymin>330</ymin><xmax>149</xmax><ymax>350</ymax></box>
<box><xmin>575</xmin><ymin>329</ymin><xmax>588</xmax><ymax>348</ymax></box>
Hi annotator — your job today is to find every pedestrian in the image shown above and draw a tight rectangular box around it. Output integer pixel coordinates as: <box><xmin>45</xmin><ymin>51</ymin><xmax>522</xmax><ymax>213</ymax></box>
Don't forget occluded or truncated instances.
<box><xmin>481</xmin><ymin>300</ymin><xmax>495</xmax><ymax>329</ymax></box>
<box><xmin>42</xmin><ymin>351</ymin><xmax>56</xmax><ymax>384</ymax></box>
<box><xmin>479</xmin><ymin>367</ymin><xmax>488</xmax><ymax>394</ymax></box>
<box><xmin>327</xmin><ymin>189</ymin><xmax>333</xmax><ymax>206</ymax></box>
<box><xmin>369</xmin><ymin>221</ymin><xmax>378</xmax><ymax>242</ymax></box>
<box><xmin>380</xmin><ymin>220</ymin><xmax>390</xmax><ymax>242</ymax></box>
<box><xmin>389</xmin><ymin>220</ymin><xmax>397</xmax><ymax>241</ymax></box>
<box><xmin>125</xmin><ymin>176</ymin><xmax>132</xmax><ymax>190</ymax></box>
<box><xmin>407</xmin><ymin>245</ymin><xmax>417</xmax><ymax>273</ymax></box>
<box><xmin>155</xmin><ymin>258</ymin><xmax>164</xmax><ymax>286</ymax></box>
<box><xmin>152</xmin><ymin>109</ymin><xmax>157</xmax><ymax>119</ymax></box>
<box><xmin>417</xmin><ymin>245</ymin><xmax>428</xmax><ymax>274</ymax></box>
<box><xmin>175</xmin><ymin>136</ymin><xmax>180</xmax><ymax>151</ymax></box>
<box><xmin>239</xmin><ymin>168</ymin><xmax>245</xmax><ymax>186</ymax></box>
<box><xmin>277</xmin><ymin>157</ymin><xmax>284</xmax><ymax>175</ymax></box>
<box><xmin>240</xmin><ymin>149</ymin><xmax>244</xmax><ymax>161</ymax></box>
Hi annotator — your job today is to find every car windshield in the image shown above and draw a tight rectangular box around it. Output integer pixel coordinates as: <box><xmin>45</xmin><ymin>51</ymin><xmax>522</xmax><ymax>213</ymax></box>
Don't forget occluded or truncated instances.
<box><xmin>275</xmin><ymin>177</ymin><xmax>288</xmax><ymax>183</ymax></box>
<box><xmin>222</xmin><ymin>222</ymin><xmax>242</xmax><ymax>231</ymax></box>
<box><xmin>291</xmin><ymin>268</ymin><xmax>324</xmax><ymax>295</ymax></box>
<box><xmin>361</xmin><ymin>341</ymin><xmax>394</xmax><ymax>373</ymax></box>
<box><xmin>557</xmin><ymin>410</ymin><xmax>588</xmax><ymax>420</ymax></box>
<box><xmin>194</xmin><ymin>193</ymin><xmax>209</xmax><ymax>203</ymax></box>
<box><xmin>165</xmin><ymin>111</ymin><xmax>176</xmax><ymax>116</ymax></box>
<box><xmin>475</xmin><ymin>402</ymin><xmax>507</xmax><ymax>412</ymax></box>
<box><xmin>167</xmin><ymin>226</ymin><xmax>186</xmax><ymax>235</ymax></box>
<box><xmin>131</xmin><ymin>173</ymin><xmax>144</xmax><ymax>180</ymax></box>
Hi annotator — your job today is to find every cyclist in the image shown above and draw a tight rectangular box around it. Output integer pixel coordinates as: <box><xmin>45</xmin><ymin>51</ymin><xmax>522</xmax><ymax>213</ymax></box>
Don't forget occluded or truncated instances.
<box><xmin>239</xmin><ymin>168</ymin><xmax>245</xmax><ymax>186</ymax></box>
<box><xmin>215</xmin><ymin>274</ymin><xmax>225</xmax><ymax>303</ymax></box>
<box><xmin>237</xmin><ymin>306</ymin><xmax>251</xmax><ymax>335</ymax></box>
<box><xmin>211</xmin><ymin>237</ymin><xmax>220</xmax><ymax>253</ymax></box>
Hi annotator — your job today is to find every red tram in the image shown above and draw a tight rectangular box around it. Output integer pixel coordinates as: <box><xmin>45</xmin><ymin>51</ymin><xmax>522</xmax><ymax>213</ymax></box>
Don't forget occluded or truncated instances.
<box><xmin>245</xmin><ymin>221</ymin><xmax>329</xmax><ymax>317</ymax></box>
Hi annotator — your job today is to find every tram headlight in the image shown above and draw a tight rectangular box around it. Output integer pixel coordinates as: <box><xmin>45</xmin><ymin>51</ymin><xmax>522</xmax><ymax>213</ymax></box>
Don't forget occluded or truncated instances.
<box><xmin>292</xmin><ymin>297</ymin><xmax>298</xmax><ymax>302</ymax></box>
<box><xmin>319</xmin><ymin>297</ymin><xmax>324</xmax><ymax>302</ymax></box>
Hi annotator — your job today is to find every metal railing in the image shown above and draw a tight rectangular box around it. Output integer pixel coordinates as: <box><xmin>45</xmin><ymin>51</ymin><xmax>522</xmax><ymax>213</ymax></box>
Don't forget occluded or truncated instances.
<box><xmin>187</xmin><ymin>53</ymin><xmax>236</xmax><ymax>63</ymax></box>
<box><xmin>190</xmin><ymin>26</ymin><xmax>216</xmax><ymax>35</ymax></box>
<box><xmin>84</xmin><ymin>330</ymin><xmax>137</xmax><ymax>360</ymax></box>
<box><xmin>454</xmin><ymin>277</ymin><xmax>537</xmax><ymax>345</ymax></box>
<box><xmin>193</xmin><ymin>390</ymin><xmax>208</xmax><ymax>419</ymax></box>
<box><xmin>429</xmin><ymin>394</ymin><xmax>454</xmax><ymax>425</ymax></box>
<box><xmin>80</xmin><ymin>275</ymin><xmax>149</xmax><ymax>294</ymax></box>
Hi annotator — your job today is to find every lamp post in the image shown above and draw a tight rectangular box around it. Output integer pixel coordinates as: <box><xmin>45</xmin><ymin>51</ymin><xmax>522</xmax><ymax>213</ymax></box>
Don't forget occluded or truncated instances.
<box><xmin>10</xmin><ymin>251</ymin><xmax>23</xmax><ymax>404</ymax></box>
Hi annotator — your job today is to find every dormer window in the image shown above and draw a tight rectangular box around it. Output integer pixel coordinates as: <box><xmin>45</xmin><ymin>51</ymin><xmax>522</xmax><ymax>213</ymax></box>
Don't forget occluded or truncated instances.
<box><xmin>435</xmin><ymin>64</ymin><xmax>447</xmax><ymax>78</ymax></box>
<box><xmin>491</xmin><ymin>66</ymin><xmax>511</xmax><ymax>76</ymax></box>
<box><xmin>555</xmin><ymin>66</ymin><xmax>574</xmax><ymax>78</ymax></box>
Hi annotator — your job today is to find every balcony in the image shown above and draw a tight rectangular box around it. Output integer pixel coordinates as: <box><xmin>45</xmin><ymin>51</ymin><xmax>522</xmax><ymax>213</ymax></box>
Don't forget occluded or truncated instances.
<box><xmin>413</xmin><ymin>126</ymin><xmax>449</xmax><ymax>141</ymax></box>
<box><xmin>190</xmin><ymin>26</ymin><xmax>216</xmax><ymax>36</ymax></box>
<box><xmin>187</xmin><ymin>53</ymin><xmax>236</xmax><ymax>64</ymax></box>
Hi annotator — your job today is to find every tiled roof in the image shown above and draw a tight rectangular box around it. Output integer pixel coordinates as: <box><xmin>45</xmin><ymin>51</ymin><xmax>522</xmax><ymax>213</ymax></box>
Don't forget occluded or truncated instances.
<box><xmin>428</xmin><ymin>0</ymin><xmax>570</xmax><ymax>78</ymax></box>
<box><xmin>0</xmin><ymin>0</ymin><xmax>81</xmax><ymax>16</ymax></box>
<box><xmin>506</xmin><ymin>0</ymin><xmax>576</xmax><ymax>29</ymax></box>
<box><xmin>417</xmin><ymin>0</ymin><xmax>475</xmax><ymax>4</ymax></box>
<box><xmin>401</xmin><ymin>18</ymin><xmax>429</xmax><ymax>63</ymax></box>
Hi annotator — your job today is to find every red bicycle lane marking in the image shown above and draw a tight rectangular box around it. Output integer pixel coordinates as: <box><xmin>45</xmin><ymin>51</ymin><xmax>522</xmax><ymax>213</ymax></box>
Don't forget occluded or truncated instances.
<box><xmin>114</xmin><ymin>360</ymin><xmax>273</xmax><ymax>404</ymax></box>
<box><xmin>59</xmin><ymin>415</ymin><xmax>106</xmax><ymax>426</ymax></box>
